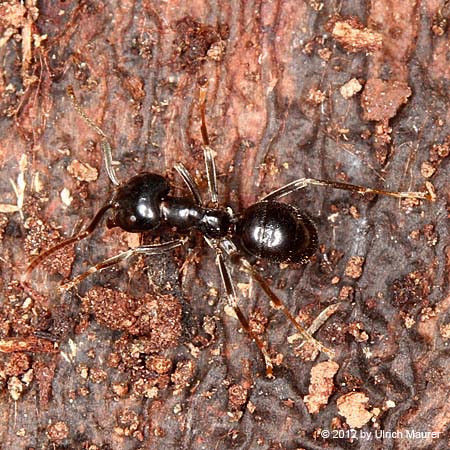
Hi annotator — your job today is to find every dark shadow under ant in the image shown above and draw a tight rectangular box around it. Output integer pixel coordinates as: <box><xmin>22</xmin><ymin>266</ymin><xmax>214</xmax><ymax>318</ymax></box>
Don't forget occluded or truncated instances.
<box><xmin>25</xmin><ymin>80</ymin><xmax>432</xmax><ymax>378</ymax></box>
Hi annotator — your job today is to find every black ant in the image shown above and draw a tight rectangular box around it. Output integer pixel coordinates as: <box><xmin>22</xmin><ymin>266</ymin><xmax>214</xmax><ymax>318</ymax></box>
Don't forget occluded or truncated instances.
<box><xmin>26</xmin><ymin>80</ymin><xmax>432</xmax><ymax>378</ymax></box>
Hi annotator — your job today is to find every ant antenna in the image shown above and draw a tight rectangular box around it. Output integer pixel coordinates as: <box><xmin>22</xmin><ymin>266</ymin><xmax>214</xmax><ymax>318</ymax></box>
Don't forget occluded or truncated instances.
<box><xmin>66</xmin><ymin>86</ymin><xmax>120</xmax><ymax>187</ymax></box>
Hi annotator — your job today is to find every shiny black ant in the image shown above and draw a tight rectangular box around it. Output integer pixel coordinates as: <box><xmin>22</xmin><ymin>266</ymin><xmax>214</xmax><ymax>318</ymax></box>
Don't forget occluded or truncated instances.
<box><xmin>26</xmin><ymin>81</ymin><xmax>432</xmax><ymax>377</ymax></box>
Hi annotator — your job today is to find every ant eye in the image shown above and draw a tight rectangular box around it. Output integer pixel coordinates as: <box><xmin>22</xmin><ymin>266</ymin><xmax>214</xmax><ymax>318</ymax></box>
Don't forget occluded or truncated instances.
<box><xmin>129</xmin><ymin>215</ymin><xmax>137</xmax><ymax>223</ymax></box>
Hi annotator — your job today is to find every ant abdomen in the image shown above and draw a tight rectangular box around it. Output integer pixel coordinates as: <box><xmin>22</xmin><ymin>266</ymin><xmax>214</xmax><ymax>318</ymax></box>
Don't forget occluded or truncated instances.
<box><xmin>237</xmin><ymin>201</ymin><xmax>318</xmax><ymax>264</ymax></box>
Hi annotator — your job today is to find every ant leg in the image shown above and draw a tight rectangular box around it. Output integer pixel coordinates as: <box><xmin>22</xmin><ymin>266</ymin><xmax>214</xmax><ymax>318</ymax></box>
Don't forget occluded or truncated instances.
<box><xmin>240</xmin><ymin>258</ymin><xmax>335</xmax><ymax>359</ymax></box>
<box><xmin>60</xmin><ymin>238</ymin><xmax>187</xmax><ymax>291</ymax></box>
<box><xmin>260</xmin><ymin>177</ymin><xmax>432</xmax><ymax>202</ymax></box>
<box><xmin>25</xmin><ymin>202</ymin><xmax>114</xmax><ymax>279</ymax></box>
<box><xmin>198</xmin><ymin>80</ymin><xmax>219</xmax><ymax>206</ymax></box>
<box><xmin>174</xmin><ymin>163</ymin><xmax>203</xmax><ymax>205</ymax></box>
<box><xmin>216</xmin><ymin>237</ymin><xmax>335</xmax><ymax>359</ymax></box>
<box><xmin>290</xmin><ymin>303</ymin><xmax>340</xmax><ymax>350</ymax></box>
<box><xmin>215</xmin><ymin>251</ymin><xmax>274</xmax><ymax>378</ymax></box>
<box><xmin>198</xmin><ymin>78</ymin><xmax>210</xmax><ymax>146</ymax></box>
<box><xmin>66</xmin><ymin>86</ymin><xmax>120</xmax><ymax>187</ymax></box>
<box><xmin>203</xmin><ymin>147</ymin><xmax>219</xmax><ymax>206</ymax></box>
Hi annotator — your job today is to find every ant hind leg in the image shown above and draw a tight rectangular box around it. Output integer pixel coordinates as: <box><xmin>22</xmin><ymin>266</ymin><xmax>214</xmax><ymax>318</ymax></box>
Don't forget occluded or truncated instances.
<box><xmin>260</xmin><ymin>177</ymin><xmax>432</xmax><ymax>202</ymax></box>
<box><xmin>215</xmin><ymin>252</ymin><xmax>274</xmax><ymax>378</ymax></box>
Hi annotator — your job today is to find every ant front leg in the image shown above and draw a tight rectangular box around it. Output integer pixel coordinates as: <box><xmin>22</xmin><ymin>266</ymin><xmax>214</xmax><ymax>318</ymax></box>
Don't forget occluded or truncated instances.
<box><xmin>25</xmin><ymin>202</ymin><xmax>114</xmax><ymax>280</ymax></box>
<box><xmin>66</xmin><ymin>86</ymin><xmax>120</xmax><ymax>187</ymax></box>
<box><xmin>198</xmin><ymin>80</ymin><xmax>219</xmax><ymax>206</ymax></box>
<box><xmin>261</xmin><ymin>177</ymin><xmax>433</xmax><ymax>202</ymax></box>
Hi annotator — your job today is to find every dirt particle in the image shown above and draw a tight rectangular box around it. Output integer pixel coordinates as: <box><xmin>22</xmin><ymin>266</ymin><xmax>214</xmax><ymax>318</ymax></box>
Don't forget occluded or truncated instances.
<box><xmin>344</xmin><ymin>256</ymin><xmax>365</xmax><ymax>279</ymax></box>
<box><xmin>439</xmin><ymin>323</ymin><xmax>450</xmax><ymax>341</ymax></box>
<box><xmin>76</xmin><ymin>363</ymin><xmax>89</xmax><ymax>380</ymax></box>
<box><xmin>349</xmin><ymin>205</ymin><xmax>360</xmax><ymax>219</ymax></box>
<box><xmin>146</xmin><ymin>355</ymin><xmax>172</xmax><ymax>375</ymax></box>
<box><xmin>7</xmin><ymin>376</ymin><xmax>24</xmax><ymax>400</ymax></box>
<box><xmin>123</xmin><ymin>75</ymin><xmax>145</xmax><ymax>101</ymax></box>
<box><xmin>248</xmin><ymin>309</ymin><xmax>268</xmax><ymax>336</ymax></box>
<box><xmin>24</xmin><ymin>217</ymin><xmax>75</xmax><ymax>277</ymax></box>
<box><xmin>174</xmin><ymin>17</ymin><xmax>228</xmax><ymax>72</ymax></box>
<box><xmin>361</xmin><ymin>79</ymin><xmax>412</xmax><ymax>122</ymax></box>
<box><xmin>423</xmin><ymin>223</ymin><xmax>438</xmax><ymax>247</ymax></box>
<box><xmin>89</xmin><ymin>367</ymin><xmax>107</xmax><ymax>383</ymax></box>
<box><xmin>421</xmin><ymin>161</ymin><xmax>436</xmax><ymax>178</ymax></box>
<box><xmin>111</xmin><ymin>382</ymin><xmax>129</xmax><ymax>397</ymax></box>
<box><xmin>391</xmin><ymin>270</ymin><xmax>430</xmax><ymax>307</ymax></box>
<box><xmin>337</xmin><ymin>391</ymin><xmax>372</xmax><ymax>428</ymax></box>
<box><xmin>83</xmin><ymin>287</ymin><xmax>182</xmax><ymax>351</ymax></box>
<box><xmin>325</xmin><ymin>15</ymin><xmax>383</xmax><ymax>53</ymax></box>
<box><xmin>67</xmin><ymin>159</ymin><xmax>98</xmax><ymax>182</ymax></box>
<box><xmin>331</xmin><ymin>276</ymin><xmax>340</xmax><ymax>284</ymax></box>
<box><xmin>47</xmin><ymin>421</ymin><xmax>69</xmax><ymax>442</ymax></box>
<box><xmin>317</xmin><ymin>47</ymin><xmax>332</xmax><ymax>61</ymax></box>
<box><xmin>347</xmin><ymin>322</ymin><xmax>369</xmax><ymax>342</ymax></box>
<box><xmin>304</xmin><ymin>360</ymin><xmax>339</xmax><ymax>414</ymax></box>
<box><xmin>228</xmin><ymin>384</ymin><xmax>248</xmax><ymax>410</ymax></box>
<box><xmin>5</xmin><ymin>352</ymin><xmax>30</xmax><ymax>376</ymax></box>
<box><xmin>116</xmin><ymin>408</ymin><xmax>141</xmax><ymax>438</ymax></box>
<box><xmin>307</xmin><ymin>88</ymin><xmax>326</xmax><ymax>105</ymax></box>
<box><xmin>132</xmin><ymin>378</ymin><xmax>159</xmax><ymax>399</ymax></box>
<box><xmin>340</xmin><ymin>78</ymin><xmax>363</xmax><ymax>99</ymax></box>
<box><xmin>339</xmin><ymin>285</ymin><xmax>354</xmax><ymax>301</ymax></box>
<box><xmin>171</xmin><ymin>360</ymin><xmax>195</xmax><ymax>390</ymax></box>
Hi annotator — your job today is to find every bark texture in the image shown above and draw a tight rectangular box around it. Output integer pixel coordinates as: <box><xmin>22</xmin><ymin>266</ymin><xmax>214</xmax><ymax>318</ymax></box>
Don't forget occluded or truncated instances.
<box><xmin>0</xmin><ymin>1</ymin><xmax>449</xmax><ymax>449</ymax></box>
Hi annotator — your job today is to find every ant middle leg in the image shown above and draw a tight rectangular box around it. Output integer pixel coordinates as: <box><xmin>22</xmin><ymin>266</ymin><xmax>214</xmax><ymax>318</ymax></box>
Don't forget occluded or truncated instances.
<box><xmin>60</xmin><ymin>238</ymin><xmax>187</xmax><ymax>291</ymax></box>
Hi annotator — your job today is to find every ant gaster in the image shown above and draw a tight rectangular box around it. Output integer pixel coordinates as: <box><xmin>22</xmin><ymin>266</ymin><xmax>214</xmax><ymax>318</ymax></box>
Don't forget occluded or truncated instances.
<box><xmin>26</xmin><ymin>81</ymin><xmax>432</xmax><ymax>378</ymax></box>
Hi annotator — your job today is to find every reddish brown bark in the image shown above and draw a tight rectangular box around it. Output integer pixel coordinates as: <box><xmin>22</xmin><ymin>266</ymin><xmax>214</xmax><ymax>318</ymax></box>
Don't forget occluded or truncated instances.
<box><xmin>0</xmin><ymin>1</ymin><xmax>449</xmax><ymax>449</ymax></box>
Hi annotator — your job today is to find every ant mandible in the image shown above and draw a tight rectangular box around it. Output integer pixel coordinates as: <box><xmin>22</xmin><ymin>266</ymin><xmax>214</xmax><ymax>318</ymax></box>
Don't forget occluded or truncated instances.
<box><xmin>26</xmin><ymin>79</ymin><xmax>432</xmax><ymax>378</ymax></box>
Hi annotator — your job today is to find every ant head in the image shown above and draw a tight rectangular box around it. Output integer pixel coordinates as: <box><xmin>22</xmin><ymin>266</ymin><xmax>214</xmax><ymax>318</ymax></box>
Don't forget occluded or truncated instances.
<box><xmin>108</xmin><ymin>173</ymin><xmax>171</xmax><ymax>233</ymax></box>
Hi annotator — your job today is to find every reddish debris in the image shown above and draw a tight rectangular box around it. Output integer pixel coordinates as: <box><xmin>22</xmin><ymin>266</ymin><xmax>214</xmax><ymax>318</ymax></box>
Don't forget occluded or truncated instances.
<box><xmin>82</xmin><ymin>287</ymin><xmax>182</xmax><ymax>351</ymax></box>
<box><xmin>361</xmin><ymin>79</ymin><xmax>412</xmax><ymax>122</ymax></box>
<box><xmin>228</xmin><ymin>383</ymin><xmax>248</xmax><ymax>410</ymax></box>
<box><xmin>337</xmin><ymin>391</ymin><xmax>373</xmax><ymax>428</ymax></box>
<box><xmin>325</xmin><ymin>15</ymin><xmax>383</xmax><ymax>53</ymax></box>
<box><xmin>304</xmin><ymin>361</ymin><xmax>339</xmax><ymax>414</ymax></box>
<box><xmin>173</xmin><ymin>17</ymin><xmax>229</xmax><ymax>72</ymax></box>
<box><xmin>344</xmin><ymin>256</ymin><xmax>365</xmax><ymax>279</ymax></box>
<box><xmin>47</xmin><ymin>421</ymin><xmax>69</xmax><ymax>442</ymax></box>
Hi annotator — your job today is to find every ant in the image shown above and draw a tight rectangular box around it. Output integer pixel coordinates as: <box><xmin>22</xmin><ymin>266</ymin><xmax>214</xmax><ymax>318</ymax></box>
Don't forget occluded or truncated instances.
<box><xmin>26</xmin><ymin>80</ymin><xmax>432</xmax><ymax>378</ymax></box>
